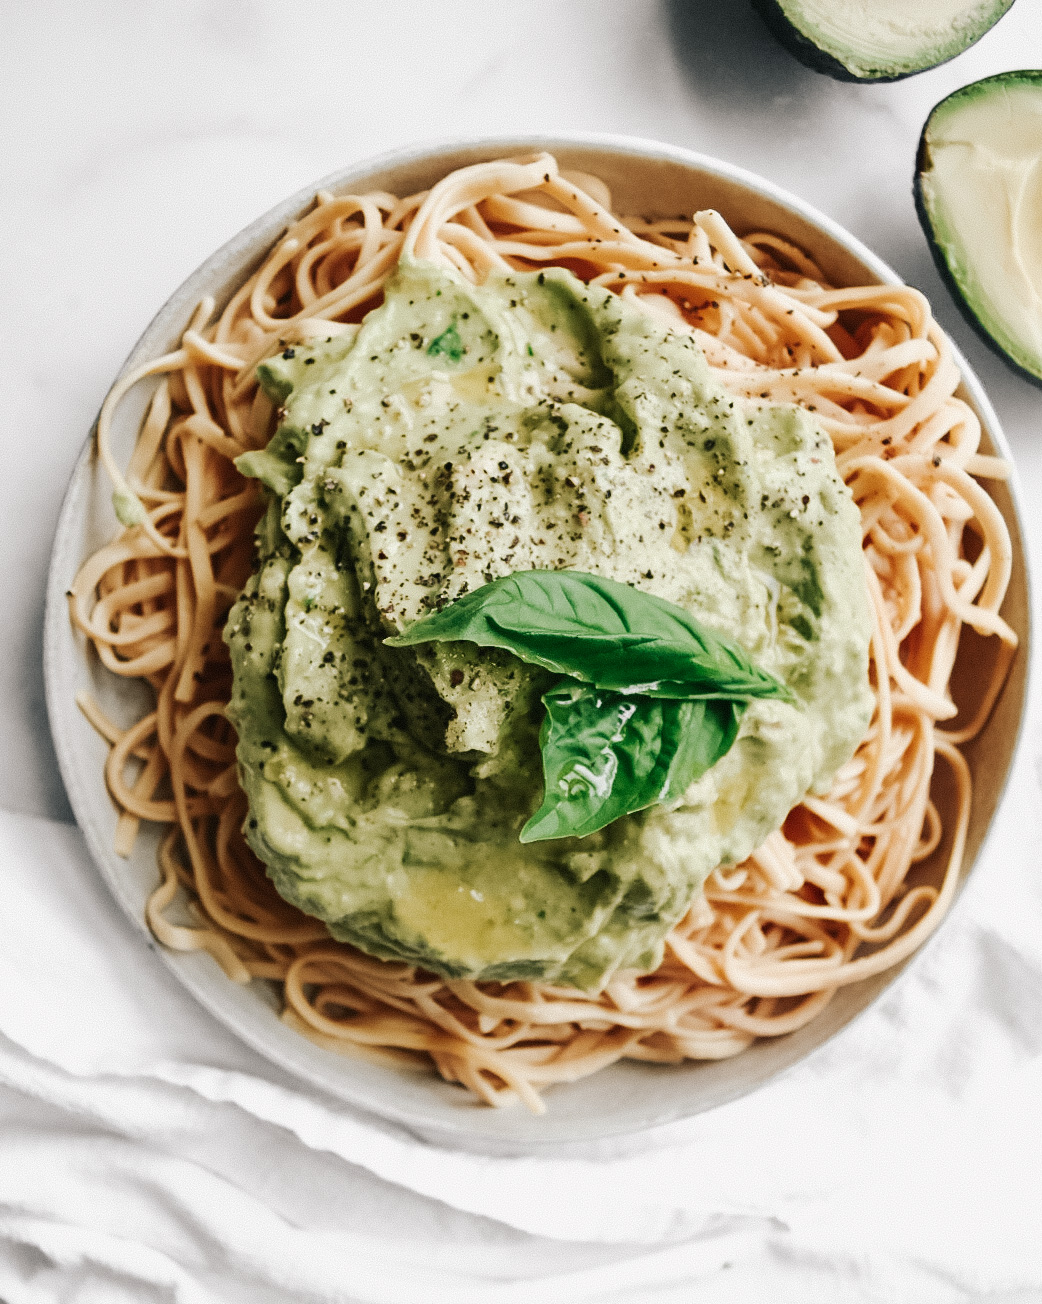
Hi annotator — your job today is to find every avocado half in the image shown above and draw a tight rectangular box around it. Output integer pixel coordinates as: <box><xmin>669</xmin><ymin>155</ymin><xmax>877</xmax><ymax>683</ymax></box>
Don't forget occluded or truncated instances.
<box><xmin>750</xmin><ymin>0</ymin><xmax>1015</xmax><ymax>82</ymax></box>
<box><xmin>915</xmin><ymin>70</ymin><xmax>1042</xmax><ymax>389</ymax></box>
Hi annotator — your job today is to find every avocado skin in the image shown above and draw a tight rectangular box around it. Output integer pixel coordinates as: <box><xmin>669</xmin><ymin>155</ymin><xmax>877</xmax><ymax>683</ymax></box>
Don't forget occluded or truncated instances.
<box><xmin>749</xmin><ymin>0</ymin><xmax>879</xmax><ymax>82</ymax></box>
<box><xmin>750</xmin><ymin>0</ymin><xmax>1015</xmax><ymax>84</ymax></box>
<box><xmin>914</xmin><ymin>70</ymin><xmax>1042</xmax><ymax>391</ymax></box>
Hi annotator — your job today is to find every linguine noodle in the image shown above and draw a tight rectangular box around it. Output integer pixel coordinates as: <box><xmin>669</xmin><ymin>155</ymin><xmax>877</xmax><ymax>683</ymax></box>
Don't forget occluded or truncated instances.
<box><xmin>69</xmin><ymin>153</ymin><xmax>1017</xmax><ymax>1112</ymax></box>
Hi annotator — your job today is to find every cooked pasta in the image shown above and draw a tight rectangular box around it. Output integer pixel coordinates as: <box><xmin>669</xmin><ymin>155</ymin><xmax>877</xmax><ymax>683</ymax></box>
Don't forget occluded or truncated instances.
<box><xmin>69</xmin><ymin>153</ymin><xmax>1017</xmax><ymax>1112</ymax></box>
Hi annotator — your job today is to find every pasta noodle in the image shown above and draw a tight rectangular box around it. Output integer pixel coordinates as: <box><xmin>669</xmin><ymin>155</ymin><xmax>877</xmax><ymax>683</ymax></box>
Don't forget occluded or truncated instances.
<box><xmin>69</xmin><ymin>153</ymin><xmax>1017</xmax><ymax>1113</ymax></box>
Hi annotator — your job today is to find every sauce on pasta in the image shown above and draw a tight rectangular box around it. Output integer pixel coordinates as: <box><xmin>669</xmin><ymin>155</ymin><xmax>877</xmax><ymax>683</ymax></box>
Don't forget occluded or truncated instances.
<box><xmin>70</xmin><ymin>154</ymin><xmax>1017</xmax><ymax>1112</ymax></box>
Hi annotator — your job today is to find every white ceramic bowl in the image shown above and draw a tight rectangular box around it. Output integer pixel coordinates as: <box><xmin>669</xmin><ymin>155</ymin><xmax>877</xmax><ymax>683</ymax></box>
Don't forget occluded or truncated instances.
<box><xmin>44</xmin><ymin>134</ymin><xmax>1031</xmax><ymax>1148</ymax></box>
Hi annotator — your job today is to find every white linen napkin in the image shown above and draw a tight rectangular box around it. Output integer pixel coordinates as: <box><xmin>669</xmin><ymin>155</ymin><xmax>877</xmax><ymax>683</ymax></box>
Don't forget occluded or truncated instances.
<box><xmin>2</xmin><ymin>729</ymin><xmax>1041</xmax><ymax>1303</ymax></box>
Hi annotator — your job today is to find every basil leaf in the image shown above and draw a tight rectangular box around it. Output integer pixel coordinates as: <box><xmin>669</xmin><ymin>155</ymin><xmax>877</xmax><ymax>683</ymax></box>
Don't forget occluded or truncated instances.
<box><xmin>520</xmin><ymin>684</ymin><xmax>744</xmax><ymax>843</ymax></box>
<box><xmin>660</xmin><ymin>697</ymin><xmax>741</xmax><ymax>803</ymax></box>
<box><xmin>387</xmin><ymin>570</ymin><xmax>792</xmax><ymax>704</ymax></box>
<box><xmin>389</xmin><ymin>572</ymin><xmax>783</xmax><ymax>841</ymax></box>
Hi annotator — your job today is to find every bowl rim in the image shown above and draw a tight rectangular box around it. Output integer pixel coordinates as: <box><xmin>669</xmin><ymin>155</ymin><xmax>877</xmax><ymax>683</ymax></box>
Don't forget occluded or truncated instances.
<box><xmin>44</xmin><ymin>131</ymin><xmax>1034</xmax><ymax>1148</ymax></box>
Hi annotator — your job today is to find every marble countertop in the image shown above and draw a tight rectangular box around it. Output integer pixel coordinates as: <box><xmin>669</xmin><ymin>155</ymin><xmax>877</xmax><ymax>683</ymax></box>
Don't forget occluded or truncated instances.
<box><xmin>2</xmin><ymin>5</ymin><xmax>1041</xmax><ymax>1299</ymax></box>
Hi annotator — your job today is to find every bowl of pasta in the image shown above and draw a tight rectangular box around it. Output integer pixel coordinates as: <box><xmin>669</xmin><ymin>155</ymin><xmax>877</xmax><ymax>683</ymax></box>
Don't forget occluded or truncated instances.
<box><xmin>45</xmin><ymin>135</ymin><xmax>1030</xmax><ymax>1144</ymax></box>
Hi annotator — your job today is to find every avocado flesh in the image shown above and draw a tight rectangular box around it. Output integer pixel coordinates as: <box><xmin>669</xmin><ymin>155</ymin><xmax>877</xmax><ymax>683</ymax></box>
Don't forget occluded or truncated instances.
<box><xmin>916</xmin><ymin>71</ymin><xmax>1042</xmax><ymax>388</ymax></box>
<box><xmin>751</xmin><ymin>0</ymin><xmax>1014</xmax><ymax>82</ymax></box>
<box><xmin>225</xmin><ymin>261</ymin><xmax>873</xmax><ymax>992</ymax></box>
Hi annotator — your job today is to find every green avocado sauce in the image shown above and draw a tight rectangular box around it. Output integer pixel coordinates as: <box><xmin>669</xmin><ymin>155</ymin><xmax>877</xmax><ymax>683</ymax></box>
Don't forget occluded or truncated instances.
<box><xmin>224</xmin><ymin>259</ymin><xmax>873</xmax><ymax>991</ymax></box>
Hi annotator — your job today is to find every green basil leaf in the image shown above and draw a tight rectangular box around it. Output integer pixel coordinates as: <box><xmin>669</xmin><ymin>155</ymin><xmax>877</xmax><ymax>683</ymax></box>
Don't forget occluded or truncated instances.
<box><xmin>520</xmin><ymin>683</ymin><xmax>745</xmax><ymax>843</ymax></box>
<box><xmin>659</xmin><ymin>697</ymin><xmax>742</xmax><ymax>803</ymax></box>
<box><xmin>387</xmin><ymin>570</ymin><xmax>792</xmax><ymax>704</ymax></box>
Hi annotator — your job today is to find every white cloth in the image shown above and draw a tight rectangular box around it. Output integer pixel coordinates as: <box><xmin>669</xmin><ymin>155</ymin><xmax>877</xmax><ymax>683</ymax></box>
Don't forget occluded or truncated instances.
<box><xmin>2</xmin><ymin>739</ymin><xmax>1041</xmax><ymax>1302</ymax></box>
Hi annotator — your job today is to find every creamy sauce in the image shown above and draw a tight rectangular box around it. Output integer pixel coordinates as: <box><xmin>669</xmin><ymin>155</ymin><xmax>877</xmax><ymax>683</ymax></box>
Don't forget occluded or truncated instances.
<box><xmin>225</xmin><ymin>260</ymin><xmax>873</xmax><ymax>990</ymax></box>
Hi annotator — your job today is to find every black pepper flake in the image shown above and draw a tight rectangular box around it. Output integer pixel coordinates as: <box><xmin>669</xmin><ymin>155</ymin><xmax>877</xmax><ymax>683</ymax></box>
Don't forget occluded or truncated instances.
<box><xmin>281</xmin><ymin>347</ymin><xmax>296</xmax><ymax>360</ymax></box>
<box><xmin>450</xmin><ymin>669</ymin><xmax>465</xmax><ymax>687</ymax></box>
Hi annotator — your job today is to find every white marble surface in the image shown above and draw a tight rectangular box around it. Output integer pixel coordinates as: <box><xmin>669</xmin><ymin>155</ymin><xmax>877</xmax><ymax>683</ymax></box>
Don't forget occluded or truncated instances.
<box><xmin>2</xmin><ymin>4</ymin><xmax>1042</xmax><ymax>1300</ymax></box>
